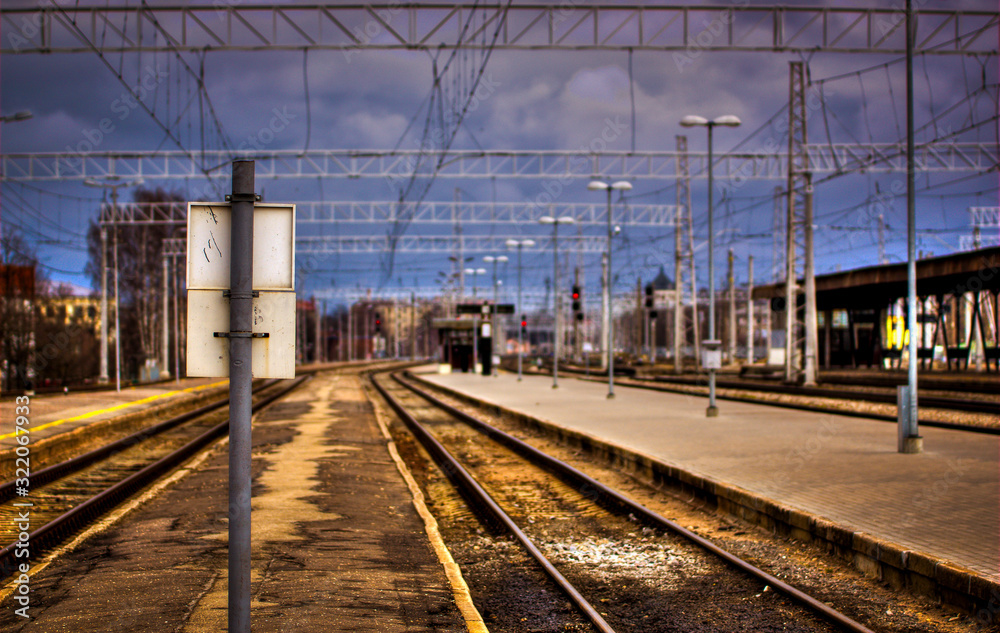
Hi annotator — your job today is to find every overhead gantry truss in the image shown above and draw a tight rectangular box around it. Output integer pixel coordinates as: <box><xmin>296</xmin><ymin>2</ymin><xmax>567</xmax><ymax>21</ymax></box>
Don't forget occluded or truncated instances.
<box><xmin>2</xmin><ymin>4</ymin><xmax>996</xmax><ymax>55</ymax></box>
<box><xmin>100</xmin><ymin>199</ymin><xmax>679</xmax><ymax>226</ymax></box>
<box><xmin>5</xmin><ymin>144</ymin><xmax>997</xmax><ymax>182</ymax></box>
<box><xmin>296</xmin><ymin>235</ymin><xmax>609</xmax><ymax>254</ymax></box>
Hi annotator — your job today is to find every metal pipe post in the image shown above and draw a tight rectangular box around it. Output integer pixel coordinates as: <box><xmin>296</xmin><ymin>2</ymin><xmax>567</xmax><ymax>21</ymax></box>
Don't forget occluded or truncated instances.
<box><xmin>706</xmin><ymin>123</ymin><xmax>718</xmax><ymax>416</ymax></box>
<box><xmin>902</xmin><ymin>0</ymin><xmax>922</xmax><ymax>453</ymax></box>
<box><xmin>112</xmin><ymin>208</ymin><xmax>121</xmax><ymax>394</ymax></box>
<box><xmin>490</xmin><ymin>258</ymin><xmax>500</xmax><ymax>378</ymax></box>
<box><xmin>517</xmin><ymin>244</ymin><xmax>524</xmax><ymax>381</ymax></box>
<box><xmin>673</xmin><ymin>205</ymin><xmax>683</xmax><ymax>373</ymax></box>
<box><xmin>606</xmin><ymin>190</ymin><xmax>615</xmax><ymax>398</ymax></box>
<box><xmin>99</xmin><ymin>227</ymin><xmax>109</xmax><ymax>383</ymax></box>
<box><xmin>728</xmin><ymin>248</ymin><xmax>736</xmax><ymax>364</ymax></box>
<box><xmin>552</xmin><ymin>221</ymin><xmax>560</xmax><ymax>389</ymax></box>
<box><xmin>601</xmin><ymin>252</ymin><xmax>609</xmax><ymax>374</ymax></box>
<box><xmin>747</xmin><ymin>255</ymin><xmax>755</xmax><ymax>365</ymax></box>
<box><xmin>803</xmin><ymin>180</ymin><xmax>819</xmax><ymax>385</ymax></box>
<box><xmin>162</xmin><ymin>256</ymin><xmax>171</xmax><ymax>378</ymax></box>
<box><xmin>173</xmin><ymin>255</ymin><xmax>181</xmax><ymax>382</ymax></box>
<box><xmin>228</xmin><ymin>160</ymin><xmax>256</xmax><ymax>633</ymax></box>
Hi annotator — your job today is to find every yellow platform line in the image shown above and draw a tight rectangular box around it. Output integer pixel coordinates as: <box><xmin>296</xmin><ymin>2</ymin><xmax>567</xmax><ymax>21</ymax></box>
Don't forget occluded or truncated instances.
<box><xmin>0</xmin><ymin>380</ymin><xmax>229</xmax><ymax>441</ymax></box>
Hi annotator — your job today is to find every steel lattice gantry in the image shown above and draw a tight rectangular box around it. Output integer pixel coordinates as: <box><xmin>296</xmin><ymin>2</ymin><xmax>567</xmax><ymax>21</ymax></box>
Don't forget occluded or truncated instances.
<box><xmin>296</xmin><ymin>235</ymin><xmax>608</xmax><ymax>255</ymax></box>
<box><xmin>2</xmin><ymin>4</ymin><xmax>997</xmax><ymax>55</ymax></box>
<box><xmin>4</xmin><ymin>145</ymin><xmax>997</xmax><ymax>182</ymax></box>
<box><xmin>99</xmin><ymin>200</ymin><xmax>680</xmax><ymax>226</ymax></box>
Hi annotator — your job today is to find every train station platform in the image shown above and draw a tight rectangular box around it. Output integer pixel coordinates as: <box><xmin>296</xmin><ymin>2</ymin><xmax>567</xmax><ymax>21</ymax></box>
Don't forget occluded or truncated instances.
<box><xmin>0</xmin><ymin>369</ymin><xmax>480</xmax><ymax>631</ymax></box>
<box><xmin>416</xmin><ymin>367</ymin><xmax>999</xmax><ymax>611</ymax></box>
<box><xmin>0</xmin><ymin>378</ymin><xmax>229</xmax><ymax>451</ymax></box>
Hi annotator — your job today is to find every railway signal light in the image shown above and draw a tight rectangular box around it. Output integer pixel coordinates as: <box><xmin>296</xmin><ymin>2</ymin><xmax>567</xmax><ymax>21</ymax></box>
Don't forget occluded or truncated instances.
<box><xmin>520</xmin><ymin>315</ymin><xmax>527</xmax><ymax>334</ymax></box>
<box><xmin>374</xmin><ymin>313</ymin><xmax>382</xmax><ymax>333</ymax></box>
<box><xmin>645</xmin><ymin>283</ymin><xmax>654</xmax><ymax>309</ymax></box>
<box><xmin>571</xmin><ymin>284</ymin><xmax>581</xmax><ymax>313</ymax></box>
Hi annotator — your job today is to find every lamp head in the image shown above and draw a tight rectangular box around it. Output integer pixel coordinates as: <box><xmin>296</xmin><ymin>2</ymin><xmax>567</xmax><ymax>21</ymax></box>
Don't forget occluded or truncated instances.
<box><xmin>497</xmin><ymin>256</ymin><xmax>509</xmax><ymax>263</ymax></box>
<box><xmin>610</xmin><ymin>181</ymin><xmax>632</xmax><ymax>191</ymax></box>
<box><xmin>587</xmin><ymin>180</ymin><xmax>609</xmax><ymax>191</ymax></box>
<box><xmin>680</xmin><ymin>115</ymin><xmax>709</xmax><ymax>127</ymax></box>
<box><xmin>522</xmin><ymin>239</ymin><xmax>536</xmax><ymax>247</ymax></box>
<box><xmin>713</xmin><ymin>115</ymin><xmax>742</xmax><ymax>127</ymax></box>
<box><xmin>556</xmin><ymin>216</ymin><xmax>576</xmax><ymax>225</ymax></box>
<box><xmin>539</xmin><ymin>216</ymin><xmax>556</xmax><ymax>225</ymax></box>
<box><xmin>483</xmin><ymin>256</ymin><xmax>495</xmax><ymax>263</ymax></box>
<box><xmin>505</xmin><ymin>239</ymin><xmax>520</xmax><ymax>248</ymax></box>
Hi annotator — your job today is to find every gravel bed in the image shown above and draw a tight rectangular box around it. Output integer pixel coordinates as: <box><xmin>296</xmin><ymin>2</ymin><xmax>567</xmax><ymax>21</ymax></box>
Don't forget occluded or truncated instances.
<box><xmin>416</xmin><ymin>380</ymin><xmax>990</xmax><ymax>632</ymax></box>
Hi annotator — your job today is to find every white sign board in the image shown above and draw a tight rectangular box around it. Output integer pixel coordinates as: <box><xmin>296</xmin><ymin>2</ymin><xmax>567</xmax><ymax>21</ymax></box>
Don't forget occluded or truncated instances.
<box><xmin>702</xmin><ymin>349</ymin><xmax>722</xmax><ymax>370</ymax></box>
<box><xmin>186</xmin><ymin>201</ymin><xmax>296</xmax><ymax>379</ymax></box>
<box><xmin>187</xmin><ymin>202</ymin><xmax>295</xmax><ymax>291</ymax></box>
<box><xmin>186</xmin><ymin>290</ymin><xmax>296</xmax><ymax>378</ymax></box>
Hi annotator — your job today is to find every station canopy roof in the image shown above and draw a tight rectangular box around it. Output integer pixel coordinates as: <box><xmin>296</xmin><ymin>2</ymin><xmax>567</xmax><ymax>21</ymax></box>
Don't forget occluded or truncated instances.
<box><xmin>753</xmin><ymin>247</ymin><xmax>1000</xmax><ymax>310</ymax></box>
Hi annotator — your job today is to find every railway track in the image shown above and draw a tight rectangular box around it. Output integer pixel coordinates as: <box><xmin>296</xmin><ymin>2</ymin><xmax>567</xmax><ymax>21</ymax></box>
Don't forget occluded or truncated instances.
<box><xmin>371</xmin><ymin>370</ymin><xmax>879</xmax><ymax>633</ymax></box>
<box><xmin>0</xmin><ymin>376</ymin><xmax>307</xmax><ymax>577</ymax></box>
<box><xmin>519</xmin><ymin>359</ymin><xmax>999</xmax><ymax>434</ymax></box>
<box><xmin>643</xmin><ymin>374</ymin><xmax>1000</xmax><ymax>416</ymax></box>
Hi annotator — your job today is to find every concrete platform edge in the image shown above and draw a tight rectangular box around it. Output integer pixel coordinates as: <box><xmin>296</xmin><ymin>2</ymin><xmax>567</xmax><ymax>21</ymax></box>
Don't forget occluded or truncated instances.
<box><xmin>368</xmin><ymin>383</ymin><xmax>489</xmax><ymax>633</ymax></box>
<box><xmin>0</xmin><ymin>382</ymin><xmax>231</xmax><ymax>478</ymax></box>
<box><xmin>408</xmin><ymin>371</ymin><xmax>1000</xmax><ymax>620</ymax></box>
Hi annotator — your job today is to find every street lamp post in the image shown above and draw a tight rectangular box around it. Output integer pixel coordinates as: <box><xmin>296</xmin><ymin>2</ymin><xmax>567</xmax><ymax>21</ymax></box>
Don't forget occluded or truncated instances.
<box><xmin>539</xmin><ymin>216</ymin><xmax>575</xmax><ymax>388</ymax></box>
<box><xmin>84</xmin><ymin>176</ymin><xmax>144</xmax><ymax>393</ymax></box>
<box><xmin>483</xmin><ymin>255</ymin><xmax>508</xmax><ymax>376</ymax></box>
<box><xmin>506</xmin><ymin>239</ymin><xmax>535</xmax><ymax>381</ymax></box>
<box><xmin>587</xmin><ymin>180</ymin><xmax>632</xmax><ymax>399</ymax></box>
<box><xmin>681</xmin><ymin>114</ymin><xmax>741</xmax><ymax>417</ymax></box>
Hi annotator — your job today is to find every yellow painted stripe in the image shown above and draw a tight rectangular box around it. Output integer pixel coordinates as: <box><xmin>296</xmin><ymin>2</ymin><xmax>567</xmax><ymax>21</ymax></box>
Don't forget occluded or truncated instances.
<box><xmin>370</xmin><ymin>383</ymin><xmax>489</xmax><ymax>633</ymax></box>
<box><xmin>0</xmin><ymin>380</ymin><xmax>229</xmax><ymax>441</ymax></box>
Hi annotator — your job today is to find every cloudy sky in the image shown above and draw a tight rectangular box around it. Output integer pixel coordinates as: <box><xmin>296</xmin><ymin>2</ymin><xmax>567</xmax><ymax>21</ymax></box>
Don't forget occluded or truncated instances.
<box><xmin>1</xmin><ymin>0</ymin><xmax>997</xmax><ymax>307</ymax></box>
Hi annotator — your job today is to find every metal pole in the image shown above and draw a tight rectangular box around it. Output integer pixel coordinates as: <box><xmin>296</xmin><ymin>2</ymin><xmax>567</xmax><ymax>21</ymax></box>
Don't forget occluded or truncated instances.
<box><xmin>517</xmin><ymin>244</ymin><xmax>524</xmax><ymax>381</ymax></box>
<box><xmin>902</xmin><ymin>0</ymin><xmax>922</xmax><ymax>453</ymax></box>
<box><xmin>393</xmin><ymin>296</ymin><xmax>400</xmax><ymax>359</ymax></box>
<box><xmin>472</xmin><ymin>316</ymin><xmax>479</xmax><ymax>374</ymax></box>
<box><xmin>728</xmin><ymin>248</ymin><xmax>736</xmax><ymax>364</ymax></box>
<box><xmin>173</xmin><ymin>255</ymin><xmax>181</xmax><ymax>382</ymax></box>
<box><xmin>606</xmin><ymin>189</ymin><xmax>615</xmax><ymax>398</ymax></box>
<box><xmin>411</xmin><ymin>292</ymin><xmax>417</xmax><ymax>360</ymax></box>
<box><xmin>706</xmin><ymin>123</ymin><xmax>718</xmax><ymax>416</ymax></box>
<box><xmin>674</xmin><ymin>204</ymin><xmax>683</xmax><ymax>373</ymax></box>
<box><xmin>99</xmin><ymin>227</ymin><xmax>109</xmax><ymax>383</ymax></box>
<box><xmin>601</xmin><ymin>252</ymin><xmax>609</xmax><ymax>373</ymax></box>
<box><xmin>492</xmin><ymin>260</ymin><xmax>499</xmax><ymax>376</ymax></box>
<box><xmin>552</xmin><ymin>222</ymin><xmax>560</xmax><ymax>389</ymax></box>
<box><xmin>748</xmin><ymin>255</ymin><xmax>755</xmax><ymax>365</ymax></box>
<box><xmin>112</xmin><ymin>199</ymin><xmax>121</xmax><ymax>394</ymax></box>
<box><xmin>316</xmin><ymin>296</ymin><xmax>323</xmax><ymax>363</ymax></box>
<box><xmin>228</xmin><ymin>159</ymin><xmax>255</xmax><ymax>633</ymax></box>
<box><xmin>364</xmin><ymin>304</ymin><xmax>370</xmax><ymax>359</ymax></box>
<box><xmin>803</xmin><ymin>180</ymin><xmax>819</xmax><ymax>385</ymax></box>
<box><xmin>348</xmin><ymin>306</ymin><xmax>354</xmax><ymax>361</ymax></box>
<box><xmin>161</xmin><ymin>255</ymin><xmax>170</xmax><ymax>378</ymax></box>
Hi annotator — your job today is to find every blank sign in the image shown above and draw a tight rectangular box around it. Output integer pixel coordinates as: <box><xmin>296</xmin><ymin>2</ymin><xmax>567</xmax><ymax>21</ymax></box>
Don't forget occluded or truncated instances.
<box><xmin>186</xmin><ymin>289</ymin><xmax>295</xmax><ymax>378</ymax></box>
<box><xmin>187</xmin><ymin>202</ymin><xmax>295</xmax><ymax>291</ymax></box>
